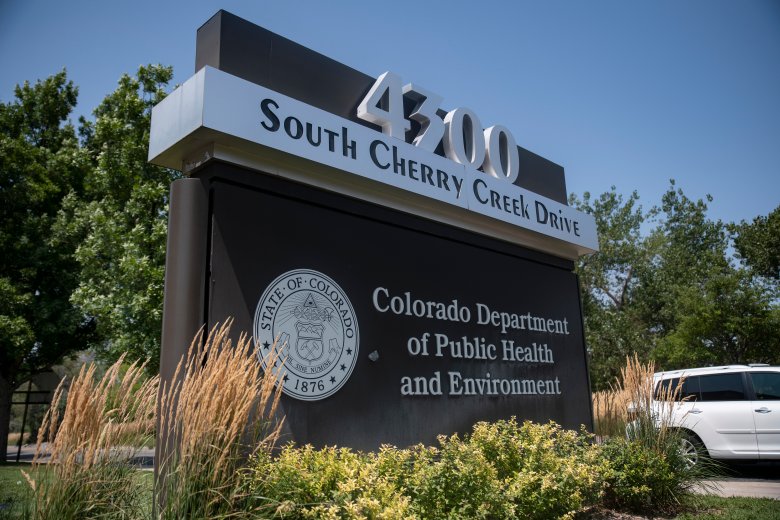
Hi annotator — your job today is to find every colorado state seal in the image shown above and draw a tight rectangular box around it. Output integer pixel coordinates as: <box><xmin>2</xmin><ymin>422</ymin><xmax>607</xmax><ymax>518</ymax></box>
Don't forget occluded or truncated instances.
<box><xmin>253</xmin><ymin>269</ymin><xmax>359</xmax><ymax>401</ymax></box>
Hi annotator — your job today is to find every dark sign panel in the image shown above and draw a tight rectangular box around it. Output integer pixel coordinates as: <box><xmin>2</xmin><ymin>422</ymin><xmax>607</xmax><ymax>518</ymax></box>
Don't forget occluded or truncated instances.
<box><xmin>203</xmin><ymin>164</ymin><xmax>591</xmax><ymax>449</ymax></box>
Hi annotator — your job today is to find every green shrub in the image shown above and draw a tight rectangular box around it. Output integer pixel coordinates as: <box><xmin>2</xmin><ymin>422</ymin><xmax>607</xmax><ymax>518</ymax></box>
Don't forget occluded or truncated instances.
<box><xmin>372</xmin><ymin>443</ymin><xmax>416</xmax><ymax>493</ymax></box>
<box><xmin>601</xmin><ymin>435</ymin><xmax>695</xmax><ymax>513</ymax></box>
<box><xmin>405</xmin><ymin>436</ymin><xmax>508</xmax><ymax>519</ymax></box>
<box><xmin>247</xmin><ymin>444</ymin><xmax>412</xmax><ymax>519</ymax></box>
<box><xmin>470</xmin><ymin>419</ymin><xmax>605</xmax><ymax>520</ymax></box>
<box><xmin>247</xmin><ymin>419</ymin><xmax>610</xmax><ymax>520</ymax></box>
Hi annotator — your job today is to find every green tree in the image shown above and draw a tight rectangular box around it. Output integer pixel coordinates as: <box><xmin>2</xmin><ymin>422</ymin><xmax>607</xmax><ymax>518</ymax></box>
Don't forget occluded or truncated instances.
<box><xmin>64</xmin><ymin>65</ymin><xmax>179</xmax><ymax>372</ymax></box>
<box><xmin>0</xmin><ymin>72</ymin><xmax>95</xmax><ymax>460</ymax></box>
<box><xmin>576</xmin><ymin>181</ymin><xmax>779</xmax><ymax>383</ymax></box>
<box><xmin>635</xmin><ymin>181</ymin><xmax>730</xmax><ymax>342</ymax></box>
<box><xmin>647</xmin><ymin>193</ymin><xmax>779</xmax><ymax>368</ymax></box>
<box><xmin>570</xmin><ymin>188</ymin><xmax>654</xmax><ymax>389</ymax></box>
<box><xmin>731</xmin><ymin>205</ymin><xmax>780</xmax><ymax>280</ymax></box>
<box><xmin>654</xmin><ymin>268</ymin><xmax>780</xmax><ymax>367</ymax></box>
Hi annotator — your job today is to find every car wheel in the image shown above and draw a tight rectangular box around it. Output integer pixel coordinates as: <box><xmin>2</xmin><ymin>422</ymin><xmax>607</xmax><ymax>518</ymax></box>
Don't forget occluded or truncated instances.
<box><xmin>679</xmin><ymin>433</ymin><xmax>705</xmax><ymax>468</ymax></box>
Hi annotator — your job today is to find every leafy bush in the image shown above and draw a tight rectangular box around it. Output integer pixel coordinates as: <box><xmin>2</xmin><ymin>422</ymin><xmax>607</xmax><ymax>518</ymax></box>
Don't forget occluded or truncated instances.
<box><xmin>601</xmin><ymin>436</ymin><xmax>688</xmax><ymax>512</ymax></box>
<box><xmin>404</xmin><ymin>436</ymin><xmax>507</xmax><ymax>519</ymax></box>
<box><xmin>247</xmin><ymin>418</ymin><xmax>608</xmax><ymax>520</ymax></box>
<box><xmin>17</xmin><ymin>344</ymin><xmax>711</xmax><ymax>518</ymax></box>
<box><xmin>247</xmin><ymin>444</ymin><xmax>412</xmax><ymax>519</ymax></box>
<box><xmin>470</xmin><ymin>420</ymin><xmax>605</xmax><ymax>520</ymax></box>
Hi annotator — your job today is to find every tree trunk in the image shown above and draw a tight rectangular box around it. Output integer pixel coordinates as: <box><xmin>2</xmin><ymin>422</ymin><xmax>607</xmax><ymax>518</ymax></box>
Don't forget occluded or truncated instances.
<box><xmin>0</xmin><ymin>373</ymin><xmax>14</xmax><ymax>464</ymax></box>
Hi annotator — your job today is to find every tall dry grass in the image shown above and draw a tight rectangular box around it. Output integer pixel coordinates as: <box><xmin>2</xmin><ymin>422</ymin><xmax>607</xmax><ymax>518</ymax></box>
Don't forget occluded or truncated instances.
<box><xmin>592</xmin><ymin>354</ymin><xmax>683</xmax><ymax>440</ymax></box>
<box><xmin>24</xmin><ymin>356</ymin><xmax>159</xmax><ymax>519</ymax></box>
<box><xmin>614</xmin><ymin>354</ymin><xmax>688</xmax><ymax>449</ymax></box>
<box><xmin>155</xmin><ymin>321</ymin><xmax>284</xmax><ymax>519</ymax></box>
<box><xmin>591</xmin><ymin>355</ymin><xmax>650</xmax><ymax>438</ymax></box>
<box><xmin>592</xmin><ymin>387</ymin><xmax>632</xmax><ymax>439</ymax></box>
<box><xmin>21</xmin><ymin>320</ymin><xmax>284</xmax><ymax>519</ymax></box>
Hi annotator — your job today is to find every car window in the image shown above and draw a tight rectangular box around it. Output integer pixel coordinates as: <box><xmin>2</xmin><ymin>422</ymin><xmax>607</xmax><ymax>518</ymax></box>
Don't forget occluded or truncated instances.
<box><xmin>680</xmin><ymin>376</ymin><xmax>700</xmax><ymax>401</ymax></box>
<box><xmin>750</xmin><ymin>372</ymin><xmax>780</xmax><ymax>400</ymax></box>
<box><xmin>655</xmin><ymin>376</ymin><xmax>700</xmax><ymax>401</ymax></box>
<box><xmin>655</xmin><ymin>378</ymin><xmax>678</xmax><ymax>400</ymax></box>
<box><xmin>698</xmin><ymin>373</ymin><xmax>746</xmax><ymax>401</ymax></box>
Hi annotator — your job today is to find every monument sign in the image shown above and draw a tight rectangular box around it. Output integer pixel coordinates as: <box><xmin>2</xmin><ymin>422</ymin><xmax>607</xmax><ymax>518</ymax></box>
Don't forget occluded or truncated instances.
<box><xmin>149</xmin><ymin>11</ymin><xmax>598</xmax><ymax>450</ymax></box>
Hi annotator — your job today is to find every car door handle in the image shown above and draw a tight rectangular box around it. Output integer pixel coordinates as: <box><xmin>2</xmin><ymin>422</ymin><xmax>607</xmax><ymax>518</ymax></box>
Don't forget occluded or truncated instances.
<box><xmin>754</xmin><ymin>407</ymin><xmax>771</xmax><ymax>414</ymax></box>
<box><xmin>689</xmin><ymin>408</ymin><xmax>703</xmax><ymax>414</ymax></box>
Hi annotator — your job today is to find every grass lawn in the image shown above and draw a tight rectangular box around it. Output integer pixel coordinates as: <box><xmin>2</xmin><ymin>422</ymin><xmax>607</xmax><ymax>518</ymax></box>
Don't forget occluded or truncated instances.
<box><xmin>585</xmin><ymin>495</ymin><xmax>780</xmax><ymax>519</ymax></box>
<box><xmin>675</xmin><ymin>495</ymin><xmax>780</xmax><ymax>520</ymax></box>
<box><xmin>0</xmin><ymin>464</ymin><xmax>33</xmax><ymax>519</ymax></box>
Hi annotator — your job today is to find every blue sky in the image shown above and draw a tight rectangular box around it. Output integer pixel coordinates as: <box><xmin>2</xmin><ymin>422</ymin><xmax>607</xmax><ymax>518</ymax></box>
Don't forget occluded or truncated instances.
<box><xmin>2</xmin><ymin>0</ymin><xmax>778</xmax><ymax>226</ymax></box>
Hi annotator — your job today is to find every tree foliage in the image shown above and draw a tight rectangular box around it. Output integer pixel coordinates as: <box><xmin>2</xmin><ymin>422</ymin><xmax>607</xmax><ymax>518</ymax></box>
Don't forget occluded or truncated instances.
<box><xmin>569</xmin><ymin>188</ymin><xmax>654</xmax><ymax>388</ymax></box>
<box><xmin>1</xmin><ymin>65</ymin><xmax>177</xmax><ymax>460</ymax></box>
<box><xmin>731</xmin><ymin>205</ymin><xmax>780</xmax><ymax>280</ymax></box>
<box><xmin>62</xmin><ymin>65</ymin><xmax>179</xmax><ymax>372</ymax></box>
<box><xmin>575</xmin><ymin>181</ymin><xmax>780</xmax><ymax>390</ymax></box>
<box><xmin>0</xmin><ymin>71</ymin><xmax>95</xmax><ymax>459</ymax></box>
<box><xmin>654</xmin><ymin>269</ymin><xmax>780</xmax><ymax>367</ymax></box>
<box><xmin>637</xmin><ymin>183</ymin><xmax>730</xmax><ymax>337</ymax></box>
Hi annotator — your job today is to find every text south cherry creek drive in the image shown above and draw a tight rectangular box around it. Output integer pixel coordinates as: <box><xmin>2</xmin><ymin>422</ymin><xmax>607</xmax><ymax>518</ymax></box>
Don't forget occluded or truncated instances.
<box><xmin>258</xmin><ymin>68</ymin><xmax>588</xmax><ymax>240</ymax></box>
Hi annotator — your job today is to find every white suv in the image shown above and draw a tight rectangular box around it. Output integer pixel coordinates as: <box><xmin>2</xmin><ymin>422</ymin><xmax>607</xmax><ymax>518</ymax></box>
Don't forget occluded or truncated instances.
<box><xmin>651</xmin><ymin>364</ymin><xmax>780</xmax><ymax>462</ymax></box>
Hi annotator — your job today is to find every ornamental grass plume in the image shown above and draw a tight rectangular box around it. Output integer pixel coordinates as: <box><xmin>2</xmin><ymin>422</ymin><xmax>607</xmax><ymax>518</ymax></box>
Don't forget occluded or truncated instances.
<box><xmin>155</xmin><ymin>320</ymin><xmax>284</xmax><ymax>519</ymax></box>
<box><xmin>619</xmin><ymin>353</ymin><xmax>682</xmax><ymax>446</ymax></box>
<box><xmin>24</xmin><ymin>355</ymin><xmax>159</xmax><ymax>520</ymax></box>
<box><xmin>591</xmin><ymin>386</ymin><xmax>632</xmax><ymax>438</ymax></box>
<box><xmin>591</xmin><ymin>354</ymin><xmax>668</xmax><ymax>440</ymax></box>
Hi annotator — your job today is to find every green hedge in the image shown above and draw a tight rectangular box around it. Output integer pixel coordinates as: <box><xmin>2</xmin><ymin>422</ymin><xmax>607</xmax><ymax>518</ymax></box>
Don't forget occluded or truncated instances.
<box><xmin>245</xmin><ymin>418</ymin><xmax>702</xmax><ymax>519</ymax></box>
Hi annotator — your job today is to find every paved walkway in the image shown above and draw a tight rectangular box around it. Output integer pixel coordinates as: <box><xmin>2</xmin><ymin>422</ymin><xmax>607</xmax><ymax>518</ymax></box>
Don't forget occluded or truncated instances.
<box><xmin>693</xmin><ymin>478</ymin><xmax>780</xmax><ymax>500</ymax></box>
<box><xmin>7</xmin><ymin>444</ymin><xmax>154</xmax><ymax>468</ymax></box>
